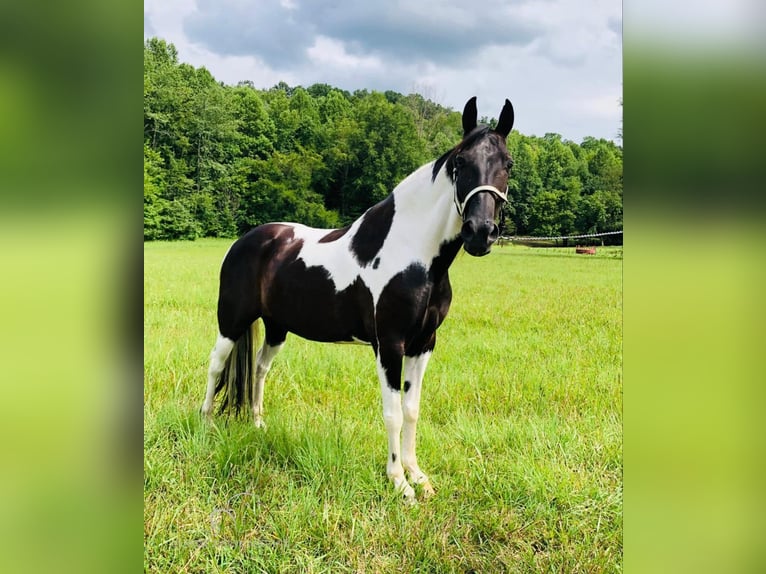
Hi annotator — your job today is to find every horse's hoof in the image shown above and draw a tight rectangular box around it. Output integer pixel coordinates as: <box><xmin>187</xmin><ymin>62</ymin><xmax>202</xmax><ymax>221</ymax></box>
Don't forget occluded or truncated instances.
<box><xmin>402</xmin><ymin>491</ymin><xmax>418</xmax><ymax>506</ymax></box>
<box><xmin>396</xmin><ymin>481</ymin><xmax>417</xmax><ymax>505</ymax></box>
<box><xmin>419</xmin><ymin>481</ymin><xmax>435</xmax><ymax>499</ymax></box>
<box><xmin>253</xmin><ymin>417</ymin><xmax>266</xmax><ymax>429</ymax></box>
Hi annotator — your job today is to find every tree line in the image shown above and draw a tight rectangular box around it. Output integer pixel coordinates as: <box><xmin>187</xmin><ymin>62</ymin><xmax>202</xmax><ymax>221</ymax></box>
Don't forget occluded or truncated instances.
<box><xmin>144</xmin><ymin>38</ymin><xmax>622</xmax><ymax>241</ymax></box>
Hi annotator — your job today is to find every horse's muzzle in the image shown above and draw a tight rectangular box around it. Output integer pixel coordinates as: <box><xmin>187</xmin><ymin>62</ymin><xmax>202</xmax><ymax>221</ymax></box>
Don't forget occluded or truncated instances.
<box><xmin>461</xmin><ymin>219</ymin><xmax>499</xmax><ymax>256</ymax></box>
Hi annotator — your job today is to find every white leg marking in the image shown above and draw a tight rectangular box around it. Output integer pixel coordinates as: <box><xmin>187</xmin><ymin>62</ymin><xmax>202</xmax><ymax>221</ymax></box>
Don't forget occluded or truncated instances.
<box><xmin>201</xmin><ymin>334</ymin><xmax>235</xmax><ymax>417</ymax></box>
<box><xmin>402</xmin><ymin>352</ymin><xmax>434</xmax><ymax>496</ymax></box>
<box><xmin>252</xmin><ymin>342</ymin><xmax>283</xmax><ymax>428</ymax></box>
<box><xmin>376</xmin><ymin>356</ymin><xmax>415</xmax><ymax>502</ymax></box>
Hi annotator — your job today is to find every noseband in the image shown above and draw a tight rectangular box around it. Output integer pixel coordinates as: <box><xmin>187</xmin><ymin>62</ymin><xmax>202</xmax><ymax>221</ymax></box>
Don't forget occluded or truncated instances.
<box><xmin>454</xmin><ymin>184</ymin><xmax>508</xmax><ymax>218</ymax></box>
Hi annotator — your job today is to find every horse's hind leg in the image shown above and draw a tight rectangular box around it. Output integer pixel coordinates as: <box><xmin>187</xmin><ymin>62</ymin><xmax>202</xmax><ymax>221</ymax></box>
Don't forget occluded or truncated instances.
<box><xmin>251</xmin><ymin>342</ymin><xmax>282</xmax><ymax>427</ymax></box>
<box><xmin>252</xmin><ymin>321</ymin><xmax>286</xmax><ymax>428</ymax></box>
<box><xmin>201</xmin><ymin>333</ymin><xmax>235</xmax><ymax>417</ymax></box>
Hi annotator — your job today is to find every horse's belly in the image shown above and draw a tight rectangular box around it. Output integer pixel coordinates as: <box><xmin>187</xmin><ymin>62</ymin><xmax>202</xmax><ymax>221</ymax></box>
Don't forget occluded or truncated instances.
<box><xmin>283</xmin><ymin>318</ymin><xmax>373</xmax><ymax>345</ymax></box>
<box><xmin>265</xmin><ymin>259</ymin><xmax>374</xmax><ymax>345</ymax></box>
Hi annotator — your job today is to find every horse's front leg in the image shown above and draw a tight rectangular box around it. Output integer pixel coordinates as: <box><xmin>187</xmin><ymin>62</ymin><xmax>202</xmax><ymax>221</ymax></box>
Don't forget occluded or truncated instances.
<box><xmin>402</xmin><ymin>352</ymin><xmax>435</xmax><ymax>497</ymax></box>
<box><xmin>375</xmin><ymin>344</ymin><xmax>416</xmax><ymax>502</ymax></box>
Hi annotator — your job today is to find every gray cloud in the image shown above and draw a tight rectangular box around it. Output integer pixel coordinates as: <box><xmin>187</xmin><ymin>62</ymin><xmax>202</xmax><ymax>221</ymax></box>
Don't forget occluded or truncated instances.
<box><xmin>184</xmin><ymin>0</ymin><xmax>542</xmax><ymax>69</ymax></box>
<box><xmin>185</xmin><ymin>0</ymin><xmax>314</xmax><ymax>68</ymax></box>
<box><xmin>310</xmin><ymin>1</ymin><xmax>541</xmax><ymax>63</ymax></box>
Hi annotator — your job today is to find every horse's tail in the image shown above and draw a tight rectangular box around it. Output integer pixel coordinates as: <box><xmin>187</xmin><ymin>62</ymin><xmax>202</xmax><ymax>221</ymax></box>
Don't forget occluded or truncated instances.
<box><xmin>215</xmin><ymin>321</ymin><xmax>260</xmax><ymax>415</ymax></box>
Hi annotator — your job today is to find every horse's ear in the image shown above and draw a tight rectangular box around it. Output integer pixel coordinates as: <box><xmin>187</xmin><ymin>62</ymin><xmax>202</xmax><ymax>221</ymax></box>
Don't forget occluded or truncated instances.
<box><xmin>462</xmin><ymin>96</ymin><xmax>478</xmax><ymax>136</ymax></box>
<box><xmin>495</xmin><ymin>99</ymin><xmax>515</xmax><ymax>138</ymax></box>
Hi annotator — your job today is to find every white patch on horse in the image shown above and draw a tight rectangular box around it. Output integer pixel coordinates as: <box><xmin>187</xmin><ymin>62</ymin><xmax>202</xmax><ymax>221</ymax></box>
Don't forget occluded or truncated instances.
<box><xmin>291</xmin><ymin>223</ymin><xmax>361</xmax><ymax>293</ymax></box>
<box><xmin>363</xmin><ymin>164</ymin><xmax>461</xmax><ymax>305</ymax></box>
<box><xmin>292</xmin><ymin>163</ymin><xmax>461</xmax><ymax>310</ymax></box>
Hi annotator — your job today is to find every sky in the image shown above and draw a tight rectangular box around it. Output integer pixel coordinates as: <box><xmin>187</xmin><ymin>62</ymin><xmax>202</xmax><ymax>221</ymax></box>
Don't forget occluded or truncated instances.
<box><xmin>144</xmin><ymin>0</ymin><xmax>623</xmax><ymax>143</ymax></box>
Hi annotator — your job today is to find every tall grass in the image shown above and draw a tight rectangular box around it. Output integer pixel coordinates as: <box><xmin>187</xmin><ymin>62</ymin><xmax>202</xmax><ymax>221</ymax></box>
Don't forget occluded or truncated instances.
<box><xmin>145</xmin><ymin>239</ymin><xmax>622</xmax><ymax>572</ymax></box>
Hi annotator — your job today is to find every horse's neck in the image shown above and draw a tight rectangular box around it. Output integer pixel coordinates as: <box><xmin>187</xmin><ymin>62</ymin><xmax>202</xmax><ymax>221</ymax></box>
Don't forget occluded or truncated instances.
<box><xmin>388</xmin><ymin>163</ymin><xmax>462</xmax><ymax>266</ymax></box>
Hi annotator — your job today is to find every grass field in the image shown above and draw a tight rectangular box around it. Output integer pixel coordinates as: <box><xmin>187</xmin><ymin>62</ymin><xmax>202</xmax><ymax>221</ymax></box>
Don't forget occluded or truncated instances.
<box><xmin>144</xmin><ymin>239</ymin><xmax>622</xmax><ymax>573</ymax></box>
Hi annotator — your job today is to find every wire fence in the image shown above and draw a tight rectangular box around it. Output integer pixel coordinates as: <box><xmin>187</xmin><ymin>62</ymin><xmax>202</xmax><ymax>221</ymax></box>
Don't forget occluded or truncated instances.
<box><xmin>498</xmin><ymin>230</ymin><xmax>623</xmax><ymax>247</ymax></box>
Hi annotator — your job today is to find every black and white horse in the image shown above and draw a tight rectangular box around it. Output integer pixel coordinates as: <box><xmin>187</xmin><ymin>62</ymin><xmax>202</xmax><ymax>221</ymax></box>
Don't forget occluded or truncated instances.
<box><xmin>202</xmin><ymin>97</ymin><xmax>514</xmax><ymax>501</ymax></box>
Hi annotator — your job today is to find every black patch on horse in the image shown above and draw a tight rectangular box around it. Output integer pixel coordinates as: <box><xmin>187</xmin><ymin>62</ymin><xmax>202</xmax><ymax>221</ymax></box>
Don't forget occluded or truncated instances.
<box><xmin>318</xmin><ymin>225</ymin><xmax>351</xmax><ymax>243</ymax></box>
<box><xmin>350</xmin><ymin>195</ymin><xmax>395</xmax><ymax>267</ymax></box>
<box><xmin>266</xmin><ymin>255</ymin><xmax>375</xmax><ymax>344</ymax></box>
<box><xmin>403</xmin><ymin>380</ymin><xmax>411</xmax><ymax>393</ymax></box>
<box><xmin>376</xmin><ymin>262</ymin><xmax>432</xmax><ymax>390</ymax></box>
<box><xmin>428</xmin><ymin>237</ymin><xmax>463</xmax><ymax>283</ymax></box>
<box><xmin>401</xmin><ymin>239</ymin><xmax>462</xmax><ymax>356</ymax></box>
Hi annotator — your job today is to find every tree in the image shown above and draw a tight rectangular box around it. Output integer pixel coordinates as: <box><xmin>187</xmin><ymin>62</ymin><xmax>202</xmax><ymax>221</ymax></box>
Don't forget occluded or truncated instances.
<box><xmin>505</xmin><ymin>139</ymin><xmax>542</xmax><ymax>235</ymax></box>
<box><xmin>235</xmin><ymin>151</ymin><xmax>338</xmax><ymax>233</ymax></box>
<box><xmin>313</xmin><ymin>90</ymin><xmax>356</xmax><ymax>215</ymax></box>
<box><xmin>342</xmin><ymin>92</ymin><xmax>426</xmax><ymax>220</ymax></box>
<box><xmin>143</xmin><ymin>144</ymin><xmax>167</xmax><ymax>240</ymax></box>
<box><xmin>143</xmin><ymin>37</ymin><xmax>621</xmax><ymax>241</ymax></box>
<box><xmin>231</xmin><ymin>85</ymin><xmax>275</xmax><ymax>160</ymax></box>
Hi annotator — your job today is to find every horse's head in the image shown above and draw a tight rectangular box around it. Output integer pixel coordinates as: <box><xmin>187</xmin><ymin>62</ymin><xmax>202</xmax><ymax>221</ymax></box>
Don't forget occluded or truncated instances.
<box><xmin>449</xmin><ymin>97</ymin><xmax>514</xmax><ymax>256</ymax></box>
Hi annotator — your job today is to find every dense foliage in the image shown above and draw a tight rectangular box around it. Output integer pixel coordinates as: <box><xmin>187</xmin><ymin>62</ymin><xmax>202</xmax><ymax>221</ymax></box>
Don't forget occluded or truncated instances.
<box><xmin>144</xmin><ymin>38</ymin><xmax>622</xmax><ymax>240</ymax></box>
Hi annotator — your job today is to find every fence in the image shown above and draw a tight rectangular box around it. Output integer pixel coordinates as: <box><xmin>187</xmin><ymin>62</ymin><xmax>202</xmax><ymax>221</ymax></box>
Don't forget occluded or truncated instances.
<box><xmin>498</xmin><ymin>230</ymin><xmax>623</xmax><ymax>247</ymax></box>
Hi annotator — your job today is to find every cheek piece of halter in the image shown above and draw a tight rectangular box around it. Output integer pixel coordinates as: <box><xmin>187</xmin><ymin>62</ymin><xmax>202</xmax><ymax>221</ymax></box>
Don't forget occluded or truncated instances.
<box><xmin>453</xmin><ymin>182</ymin><xmax>509</xmax><ymax>218</ymax></box>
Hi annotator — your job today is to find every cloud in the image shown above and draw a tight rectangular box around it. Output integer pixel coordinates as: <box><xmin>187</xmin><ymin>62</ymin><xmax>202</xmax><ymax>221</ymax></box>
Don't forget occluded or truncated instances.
<box><xmin>184</xmin><ymin>0</ymin><xmax>543</xmax><ymax>69</ymax></box>
<box><xmin>515</xmin><ymin>0</ymin><xmax>621</xmax><ymax>68</ymax></box>
<box><xmin>145</xmin><ymin>0</ymin><xmax>623</xmax><ymax>142</ymax></box>
<box><xmin>184</xmin><ymin>0</ymin><xmax>312</xmax><ymax>68</ymax></box>
<box><xmin>309</xmin><ymin>1</ymin><xmax>542</xmax><ymax>64</ymax></box>
<box><xmin>306</xmin><ymin>36</ymin><xmax>384</xmax><ymax>74</ymax></box>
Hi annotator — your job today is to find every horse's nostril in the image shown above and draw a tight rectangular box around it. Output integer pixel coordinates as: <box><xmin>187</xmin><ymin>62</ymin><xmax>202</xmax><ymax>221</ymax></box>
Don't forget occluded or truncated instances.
<box><xmin>489</xmin><ymin>224</ymin><xmax>499</xmax><ymax>242</ymax></box>
<box><xmin>461</xmin><ymin>220</ymin><xmax>476</xmax><ymax>239</ymax></box>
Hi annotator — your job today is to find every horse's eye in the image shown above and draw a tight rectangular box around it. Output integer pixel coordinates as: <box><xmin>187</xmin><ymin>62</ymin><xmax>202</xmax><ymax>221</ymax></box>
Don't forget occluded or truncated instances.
<box><xmin>505</xmin><ymin>159</ymin><xmax>514</xmax><ymax>171</ymax></box>
<box><xmin>454</xmin><ymin>155</ymin><xmax>465</xmax><ymax>168</ymax></box>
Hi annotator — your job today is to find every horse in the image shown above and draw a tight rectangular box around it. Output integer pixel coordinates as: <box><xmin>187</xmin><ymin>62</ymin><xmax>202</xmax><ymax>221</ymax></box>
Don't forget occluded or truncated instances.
<box><xmin>201</xmin><ymin>96</ymin><xmax>515</xmax><ymax>502</ymax></box>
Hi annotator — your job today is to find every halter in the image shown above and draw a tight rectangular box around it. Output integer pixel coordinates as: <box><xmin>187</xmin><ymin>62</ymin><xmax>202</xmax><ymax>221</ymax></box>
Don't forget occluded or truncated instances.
<box><xmin>454</xmin><ymin>184</ymin><xmax>508</xmax><ymax>218</ymax></box>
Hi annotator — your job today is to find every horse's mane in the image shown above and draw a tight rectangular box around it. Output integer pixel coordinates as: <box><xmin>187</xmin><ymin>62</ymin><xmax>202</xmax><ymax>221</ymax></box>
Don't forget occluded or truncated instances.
<box><xmin>431</xmin><ymin>125</ymin><xmax>491</xmax><ymax>183</ymax></box>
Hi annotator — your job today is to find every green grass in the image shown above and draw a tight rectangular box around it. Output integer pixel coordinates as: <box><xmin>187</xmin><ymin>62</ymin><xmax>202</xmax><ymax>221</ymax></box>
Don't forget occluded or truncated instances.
<box><xmin>145</xmin><ymin>239</ymin><xmax>622</xmax><ymax>572</ymax></box>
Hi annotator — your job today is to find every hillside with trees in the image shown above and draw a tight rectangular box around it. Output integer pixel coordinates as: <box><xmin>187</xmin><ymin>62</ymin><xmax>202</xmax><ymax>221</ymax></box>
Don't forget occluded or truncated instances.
<box><xmin>144</xmin><ymin>38</ymin><xmax>622</xmax><ymax>241</ymax></box>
